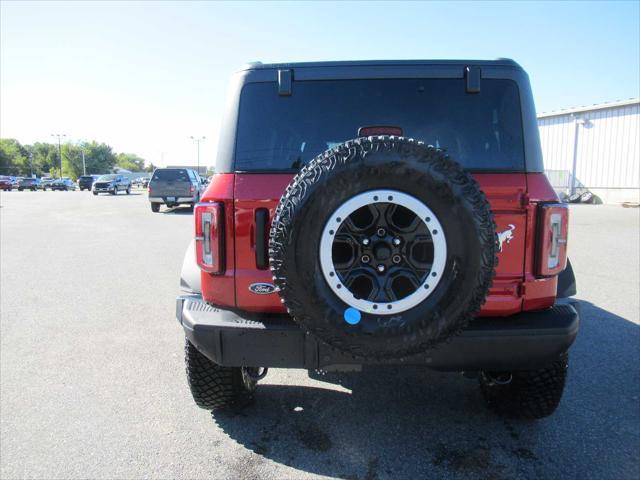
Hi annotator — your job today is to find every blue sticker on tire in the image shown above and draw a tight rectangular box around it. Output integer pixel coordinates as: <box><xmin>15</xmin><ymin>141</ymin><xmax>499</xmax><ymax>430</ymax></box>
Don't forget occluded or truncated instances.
<box><xmin>344</xmin><ymin>308</ymin><xmax>361</xmax><ymax>325</ymax></box>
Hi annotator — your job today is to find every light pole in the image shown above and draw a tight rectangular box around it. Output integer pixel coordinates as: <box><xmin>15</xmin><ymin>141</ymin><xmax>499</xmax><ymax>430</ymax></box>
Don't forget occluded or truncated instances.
<box><xmin>29</xmin><ymin>152</ymin><xmax>33</xmax><ymax>177</ymax></box>
<box><xmin>81</xmin><ymin>146</ymin><xmax>86</xmax><ymax>176</ymax></box>
<box><xmin>51</xmin><ymin>133</ymin><xmax>66</xmax><ymax>178</ymax></box>
<box><xmin>190</xmin><ymin>136</ymin><xmax>206</xmax><ymax>175</ymax></box>
<box><xmin>569</xmin><ymin>117</ymin><xmax>586</xmax><ymax>196</ymax></box>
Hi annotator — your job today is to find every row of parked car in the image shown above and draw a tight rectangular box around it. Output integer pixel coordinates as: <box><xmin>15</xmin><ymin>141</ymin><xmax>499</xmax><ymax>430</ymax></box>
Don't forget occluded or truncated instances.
<box><xmin>0</xmin><ymin>174</ymin><xmax>151</xmax><ymax>193</ymax></box>
<box><xmin>0</xmin><ymin>176</ymin><xmax>78</xmax><ymax>191</ymax></box>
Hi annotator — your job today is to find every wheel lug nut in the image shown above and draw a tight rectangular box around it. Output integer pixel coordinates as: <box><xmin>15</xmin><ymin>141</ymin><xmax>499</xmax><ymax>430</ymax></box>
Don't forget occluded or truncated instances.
<box><xmin>377</xmin><ymin>228</ymin><xmax>386</xmax><ymax>237</ymax></box>
<box><xmin>392</xmin><ymin>255</ymin><xmax>402</xmax><ymax>264</ymax></box>
<box><xmin>362</xmin><ymin>238</ymin><xmax>370</xmax><ymax>246</ymax></box>
<box><xmin>377</xmin><ymin>264</ymin><xmax>385</xmax><ymax>273</ymax></box>
<box><xmin>361</xmin><ymin>255</ymin><xmax>370</xmax><ymax>264</ymax></box>
<box><xmin>393</xmin><ymin>237</ymin><xmax>401</xmax><ymax>246</ymax></box>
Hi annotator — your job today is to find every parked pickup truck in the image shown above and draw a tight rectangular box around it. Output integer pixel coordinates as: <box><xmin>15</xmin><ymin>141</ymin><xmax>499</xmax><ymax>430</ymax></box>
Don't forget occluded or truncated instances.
<box><xmin>176</xmin><ymin>59</ymin><xmax>578</xmax><ymax>420</ymax></box>
<box><xmin>92</xmin><ymin>174</ymin><xmax>131</xmax><ymax>195</ymax></box>
<box><xmin>148</xmin><ymin>168</ymin><xmax>203</xmax><ymax>212</ymax></box>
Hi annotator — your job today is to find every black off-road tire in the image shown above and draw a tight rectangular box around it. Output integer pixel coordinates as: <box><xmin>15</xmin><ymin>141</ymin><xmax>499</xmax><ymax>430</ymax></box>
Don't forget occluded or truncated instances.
<box><xmin>269</xmin><ymin>136</ymin><xmax>497</xmax><ymax>360</ymax></box>
<box><xmin>479</xmin><ymin>354</ymin><xmax>569</xmax><ymax>419</ymax></box>
<box><xmin>151</xmin><ymin>203</ymin><xmax>160</xmax><ymax>213</ymax></box>
<box><xmin>184</xmin><ymin>339</ymin><xmax>256</xmax><ymax>411</ymax></box>
<box><xmin>126</xmin><ymin>186</ymin><xmax>131</xmax><ymax>195</ymax></box>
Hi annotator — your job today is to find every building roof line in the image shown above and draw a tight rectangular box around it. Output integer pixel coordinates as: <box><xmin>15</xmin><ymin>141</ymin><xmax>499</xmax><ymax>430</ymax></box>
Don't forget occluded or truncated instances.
<box><xmin>538</xmin><ymin>98</ymin><xmax>640</xmax><ymax>118</ymax></box>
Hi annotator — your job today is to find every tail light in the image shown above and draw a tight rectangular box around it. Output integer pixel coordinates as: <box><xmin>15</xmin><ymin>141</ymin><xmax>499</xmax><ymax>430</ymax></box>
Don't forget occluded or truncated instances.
<box><xmin>189</xmin><ymin>185</ymin><xmax>195</xmax><ymax>193</ymax></box>
<box><xmin>195</xmin><ymin>202</ymin><xmax>225</xmax><ymax>274</ymax></box>
<box><xmin>536</xmin><ymin>203</ymin><xmax>569</xmax><ymax>276</ymax></box>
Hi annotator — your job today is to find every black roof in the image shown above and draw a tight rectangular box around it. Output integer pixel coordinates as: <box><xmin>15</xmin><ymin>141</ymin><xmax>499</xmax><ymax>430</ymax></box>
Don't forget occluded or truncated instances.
<box><xmin>238</xmin><ymin>58</ymin><xmax>521</xmax><ymax>71</ymax></box>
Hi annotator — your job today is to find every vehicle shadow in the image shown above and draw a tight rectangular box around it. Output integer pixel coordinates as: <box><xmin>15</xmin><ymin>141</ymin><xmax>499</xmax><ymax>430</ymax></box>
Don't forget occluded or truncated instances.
<box><xmin>212</xmin><ymin>300</ymin><xmax>639</xmax><ymax>480</ymax></box>
<box><xmin>161</xmin><ymin>206</ymin><xmax>193</xmax><ymax>215</ymax></box>
<box><xmin>93</xmin><ymin>192</ymin><xmax>143</xmax><ymax>196</ymax></box>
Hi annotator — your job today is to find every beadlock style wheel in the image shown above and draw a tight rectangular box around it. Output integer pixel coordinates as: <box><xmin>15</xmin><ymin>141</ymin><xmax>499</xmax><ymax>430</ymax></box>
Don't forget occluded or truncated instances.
<box><xmin>319</xmin><ymin>190</ymin><xmax>446</xmax><ymax>315</ymax></box>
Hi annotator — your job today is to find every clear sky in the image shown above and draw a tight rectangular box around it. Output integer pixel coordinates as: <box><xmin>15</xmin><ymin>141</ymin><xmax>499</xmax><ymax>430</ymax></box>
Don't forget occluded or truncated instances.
<box><xmin>1</xmin><ymin>0</ymin><xmax>639</xmax><ymax>168</ymax></box>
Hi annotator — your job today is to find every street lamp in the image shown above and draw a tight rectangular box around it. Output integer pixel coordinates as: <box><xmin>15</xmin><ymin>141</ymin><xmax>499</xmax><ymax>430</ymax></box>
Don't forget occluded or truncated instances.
<box><xmin>51</xmin><ymin>133</ymin><xmax>66</xmax><ymax>178</ymax></box>
<box><xmin>79</xmin><ymin>142</ymin><xmax>86</xmax><ymax>176</ymax></box>
<box><xmin>190</xmin><ymin>136</ymin><xmax>206</xmax><ymax>175</ymax></box>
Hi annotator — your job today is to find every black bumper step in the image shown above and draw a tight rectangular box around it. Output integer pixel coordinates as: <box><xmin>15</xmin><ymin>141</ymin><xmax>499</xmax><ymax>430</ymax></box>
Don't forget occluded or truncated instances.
<box><xmin>176</xmin><ymin>296</ymin><xmax>579</xmax><ymax>371</ymax></box>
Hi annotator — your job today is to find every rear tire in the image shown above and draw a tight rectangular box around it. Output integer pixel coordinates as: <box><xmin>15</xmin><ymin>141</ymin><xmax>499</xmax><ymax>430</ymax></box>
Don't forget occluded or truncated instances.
<box><xmin>479</xmin><ymin>354</ymin><xmax>569</xmax><ymax>419</ymax></box>
<box><xmin>92</xmin><ymin>191</ymin><xmax>98</xmax><ymax>196</ymax></box>
<box><xmin>126</xmin><ymin>186</ymin><xmax>131</xmax><ymax>195</ymax></box>
<box><xmin>151</xmin><ymin>203</ymin><xmax>160</xmax><ymax>213</ymax></box>
<box><xmin>185</xmin><ymin>339</ymin><xmax>256</xmax><ymax>411</ymax></box>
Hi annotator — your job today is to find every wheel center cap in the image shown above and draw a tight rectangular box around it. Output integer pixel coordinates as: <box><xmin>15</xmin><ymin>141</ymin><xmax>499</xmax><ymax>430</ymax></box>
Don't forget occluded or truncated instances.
<box><xmin>373</xmin><ymin>242</ymin><xmax>392</xmax><ymax>261</ymax></box>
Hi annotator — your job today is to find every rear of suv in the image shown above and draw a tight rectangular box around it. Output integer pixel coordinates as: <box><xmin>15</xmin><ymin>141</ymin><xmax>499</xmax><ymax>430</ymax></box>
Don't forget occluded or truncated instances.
<box><xmin>176</xmin><ymin>59</ymin><xmax>578</xmax><ymax>419</ymax></box>
<box><xmin>148</xmin><ymin>168</ymin><xmax>203</xmax><ymax>212</ymax></box>
<box><xmin>78</xmin><ymin>175</ymin><xmax>95</xmax><ymax>191</ymax></box>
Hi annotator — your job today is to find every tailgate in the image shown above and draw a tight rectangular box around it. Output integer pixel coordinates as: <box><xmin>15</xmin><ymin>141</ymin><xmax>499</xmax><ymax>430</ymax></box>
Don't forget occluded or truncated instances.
<box><xmin>233</xmin><ymin>173</ymin><xmax>528</xmax><ymax>315</ymax></box>
<box><xmin>150</xmin><ymin>179</ymin><xmax>192</xmax><ymax>197</ymax></box>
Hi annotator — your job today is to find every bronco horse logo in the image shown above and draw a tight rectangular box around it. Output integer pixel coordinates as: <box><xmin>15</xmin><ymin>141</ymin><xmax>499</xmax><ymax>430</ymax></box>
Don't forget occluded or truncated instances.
<box><xmin>497</xmin><ymin>224</ymin><xmax>516</xmax><ymax>252</ymax></box>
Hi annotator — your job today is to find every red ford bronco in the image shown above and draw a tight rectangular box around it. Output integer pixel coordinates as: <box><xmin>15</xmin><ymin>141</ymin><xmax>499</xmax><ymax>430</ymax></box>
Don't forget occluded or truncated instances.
<box><xmin>176</xmin><ymin>59</ymin><xmax>578</xmax><ymax>419</ymax></box>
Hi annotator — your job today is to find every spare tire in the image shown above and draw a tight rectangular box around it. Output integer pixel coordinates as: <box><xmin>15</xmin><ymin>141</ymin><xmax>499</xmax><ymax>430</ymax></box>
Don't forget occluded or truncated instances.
<box><xmin>269</xmin><ymin>136</ymin><xmax>497</xmax><ymax>360</ymax></box>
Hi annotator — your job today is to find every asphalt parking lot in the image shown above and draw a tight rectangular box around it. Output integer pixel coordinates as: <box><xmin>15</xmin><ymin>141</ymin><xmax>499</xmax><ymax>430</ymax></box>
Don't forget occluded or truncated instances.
<box><xmin>1</xmin><ymin>191</ymin><xmax>638</xmax><ymax>480</ymax></box>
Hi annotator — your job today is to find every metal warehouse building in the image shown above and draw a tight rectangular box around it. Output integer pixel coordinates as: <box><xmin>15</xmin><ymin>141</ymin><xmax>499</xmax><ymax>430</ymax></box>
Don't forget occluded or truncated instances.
<box><xmin>538</xmin><ymin>98</ymin><xmax>639</xmax><ymax>204</ymax></box>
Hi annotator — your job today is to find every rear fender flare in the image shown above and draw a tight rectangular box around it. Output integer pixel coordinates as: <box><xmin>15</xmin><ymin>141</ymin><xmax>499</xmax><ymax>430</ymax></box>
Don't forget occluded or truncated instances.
<box><xmin>180</xmin><ymin>239</ymin><xmax>201</xmax><ymax>294</ymax></box>
<box><xmin>557</xmin><ymin>258</ymin><xmax>577</xmax><ymax>298</ymax></box>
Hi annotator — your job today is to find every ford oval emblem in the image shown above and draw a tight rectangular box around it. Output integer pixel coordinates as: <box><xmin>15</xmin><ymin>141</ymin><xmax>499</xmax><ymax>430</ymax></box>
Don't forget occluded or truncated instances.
<box><xmin>249</xmin><ymin>283</ymin><xmax>276</xmax><ymax>295</ymax></box>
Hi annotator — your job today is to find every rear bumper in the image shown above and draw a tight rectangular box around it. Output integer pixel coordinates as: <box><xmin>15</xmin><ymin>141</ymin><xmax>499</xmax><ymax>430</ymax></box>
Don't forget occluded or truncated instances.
<box><xmin>149</xmin><ymin>196</ymin><xmax>196</xmax><ymax>204</ymax></box>
<box><xmin>176</xmin><ymin>295</ymin><xmax>580</xmax><ymax>371</ymax></box>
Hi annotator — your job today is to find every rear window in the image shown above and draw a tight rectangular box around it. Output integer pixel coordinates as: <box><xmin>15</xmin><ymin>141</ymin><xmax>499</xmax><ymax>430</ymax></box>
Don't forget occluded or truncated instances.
<box><xmin>235</xmin><ymin>78</ymin><xmax>524</xmax><ymax>171</ymax></box>
<box><xmin>97</xmin><ymin>175</ymin><xmax>117</xmax><ymax>181</ymax></box>
<box><xmin>152</xmin><ymin>169</ymin><xmax>189</xmax><ymax>181</ymax></box>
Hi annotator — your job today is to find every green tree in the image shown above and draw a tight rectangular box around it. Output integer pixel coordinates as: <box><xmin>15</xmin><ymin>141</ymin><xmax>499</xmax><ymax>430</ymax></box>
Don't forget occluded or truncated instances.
<box><xmin>30</xmin><ymin>142</ymin><xmax>60</xmax><ymax>177</ymax></box>
<box><xmin>79</xmin><ymin>141</ymin><xmax>117</xmax><ymax>177</ymax></box>
<box><xmin>61</xmin><ymin>143</ymin><xmax>84</xmax><ymax>180</ymax></box>
<box><xmin>115</xmin><ymin>152</ymin><xmax>146</xmax><ymax>172</ymax></box>
<box><xmin>0</xmin><ymin>138</ymin><xmax>29</xmax><ymax>176</ymax></box>
<box><xmin>0</xmin><ymin>139</ymin><xmax>146</xmax><ymax>179</ymax></box>
<box><xmin>60</xmin><ymin>141</ymin><xmax>117</xmax><ymax>179</ymax></box>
